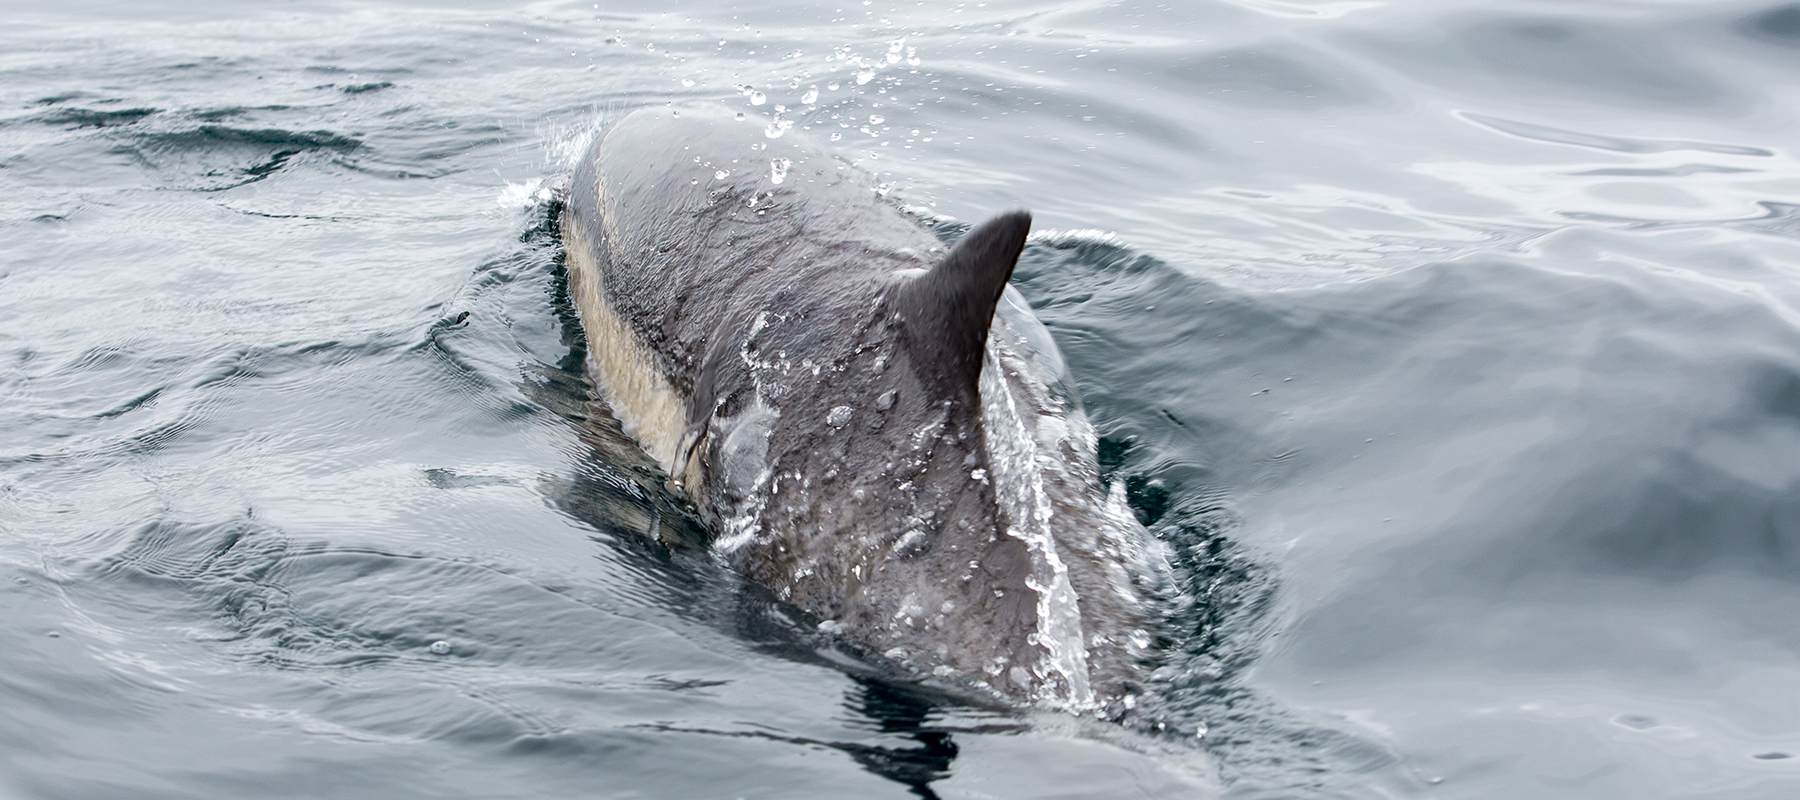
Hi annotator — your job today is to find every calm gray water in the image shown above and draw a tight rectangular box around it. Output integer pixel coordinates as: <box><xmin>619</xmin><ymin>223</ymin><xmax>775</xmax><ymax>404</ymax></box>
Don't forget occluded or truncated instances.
<box><xmin>5</xmin><ymin>0</ymin><xmax>1800</xmax><ymax>797</ymax></box>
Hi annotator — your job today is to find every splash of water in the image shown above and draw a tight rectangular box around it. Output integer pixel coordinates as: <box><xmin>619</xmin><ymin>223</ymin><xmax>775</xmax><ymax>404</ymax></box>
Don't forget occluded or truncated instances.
<box><xmin>979</xmin><ymin>336</ymin><xmax>1096</xmax><ymax>709</ymax></box>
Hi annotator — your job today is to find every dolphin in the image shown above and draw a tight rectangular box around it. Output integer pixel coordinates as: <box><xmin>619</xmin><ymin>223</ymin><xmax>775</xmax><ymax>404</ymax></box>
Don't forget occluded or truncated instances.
<box><xmin>561</xmin><ymin>103</ymin><xmax>1152</xmax><ymax>708</ymax></box>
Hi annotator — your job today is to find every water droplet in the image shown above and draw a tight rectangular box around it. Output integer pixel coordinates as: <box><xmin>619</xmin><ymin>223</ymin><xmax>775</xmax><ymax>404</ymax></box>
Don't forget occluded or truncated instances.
<box><xmin>735</xmin><ymin>111</ymin><xmax>745</xmax><ymax>120</ymax></box>
<box><xmin>856</xmin><ymin>69</ymin><xmax>874</xmax><ymax>85</ymax></box>
<box><xmin>715</xmin><ymin>169</ymin><xmax>730</xmax><ymax>180</ymax></box>
<box><xmin>869</xmin><ymin>114</ymin><xmax>885</xmax><ymax>125</ymax></box>
<box><xmin>826</xmin><ymin>405</ymin><xmax>852</xmax><ymax>426</ymax></box>
<box><xmin>680</xmin><ymin>78</ymin><xmax>695</xmax><ymax>87</ymax></box>
<box><xmin>769</xmin><ymin>157</ymin><xmax>791</xmax><ymax>184</ymax></box>
<box><xmin>827</xmin><ymin>81</ymin><xmax>840</xmax><ymax>91</ymax></box>
<box><xmin>749</xmin><ymin>90</ymin><xmax>766</xmax><ymax>105</ymax></box>
<box><xmin>829</xmin><ymin>132</ymin><xmax>842</xmax><ymax>141</ymax></box>
<box><xmin>801</xmin><ymin>87</ymin><xmax>819</xmax><ymax>104</ymax></box>
<box><xmin>875</xmin><ymin>390</ymin><xmax>896</xmax><ymax>410</ymax></box>
<box><xmin>429</xmin><ymin>640</ymin><xmax>451</xmax><ymax>655</ymax></box>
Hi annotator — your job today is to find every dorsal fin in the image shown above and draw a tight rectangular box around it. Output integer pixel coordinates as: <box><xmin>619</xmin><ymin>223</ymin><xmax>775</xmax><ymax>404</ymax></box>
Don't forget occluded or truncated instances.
<box><xmin>893</xmin><ymin>210</ymin><xmax>1032</xmax><ymax>400</ymax></box>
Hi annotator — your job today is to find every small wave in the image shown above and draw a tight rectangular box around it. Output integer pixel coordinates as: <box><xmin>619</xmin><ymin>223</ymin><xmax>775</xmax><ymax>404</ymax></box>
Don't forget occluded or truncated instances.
<box><xmin>134</xmin><ymin>125</ymin><xmax>361</xmax><ymax>153</ymax></box>
<box><xmin>1029</xmin><ymin>228</ymin><xmax>1119</xmax><ymax>246</ymax></box>
<box><xmin>37</xmin><ymin>106</ymin><xmax>158</xmax><ymax>129</ymax></box>
<box><xmin>107</xmin><ymin>124</ymin><xmax>363</xmax><ymax>191</ymax></box>
<box><xmin>1461</xmin><ymin>112</ymin><xmax>1774</xmax><ymax>157</ymax></box>
<box><xmin>190</xmin><ymin>106</ymin><xmax>297</xmax><ymax>122</ymax></box>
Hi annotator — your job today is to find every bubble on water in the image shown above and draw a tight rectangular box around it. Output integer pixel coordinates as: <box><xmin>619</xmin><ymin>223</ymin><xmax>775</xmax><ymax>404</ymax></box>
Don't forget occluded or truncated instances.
<box><xmin>749</xmin><ymin>90</ymin><xmax>766</xmax><ymax>105</ymax></box>
<box><xmin>429</xmin><ymin>640</ymin><xmax>451</xmax><ymax>655</ymax></box>
<box><xmin>769</xmin><ymin>157</ymin><xmax>791</xmax><ymax>184</ymax></box>
<box><xmin>801</xmin><ymin>86</ymin><xmax>819</xmax><ymax>104</ymax></box>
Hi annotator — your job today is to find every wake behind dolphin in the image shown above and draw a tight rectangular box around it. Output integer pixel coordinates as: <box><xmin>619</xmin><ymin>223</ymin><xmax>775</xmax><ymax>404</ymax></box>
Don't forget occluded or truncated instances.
<box><xmin>561</xmin><ymin>103</ymin><xmax>1155</xmax><ymax>709</ymax></box>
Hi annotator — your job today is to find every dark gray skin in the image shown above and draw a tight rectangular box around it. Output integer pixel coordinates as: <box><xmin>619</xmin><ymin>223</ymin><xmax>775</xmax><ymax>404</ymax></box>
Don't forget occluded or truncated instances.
<box><xmin>562</xmin><ymin>103</ymin><xmax>1147</xmax><ymax>707</ymax></box>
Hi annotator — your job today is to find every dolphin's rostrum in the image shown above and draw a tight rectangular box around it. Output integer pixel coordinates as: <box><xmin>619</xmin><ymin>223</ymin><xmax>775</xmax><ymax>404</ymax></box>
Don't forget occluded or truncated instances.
<box><xmin>562</xmin><ymin>103</ymin><xmax>1153</xmax><ymax>708</ymax></box>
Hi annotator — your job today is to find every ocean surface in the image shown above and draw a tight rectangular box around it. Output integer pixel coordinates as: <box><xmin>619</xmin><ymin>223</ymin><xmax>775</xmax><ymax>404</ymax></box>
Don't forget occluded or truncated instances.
<box><xmin>5</xmin><ymin>0</ymin><xmax>1800</xmax><ymax>797</ymax></box>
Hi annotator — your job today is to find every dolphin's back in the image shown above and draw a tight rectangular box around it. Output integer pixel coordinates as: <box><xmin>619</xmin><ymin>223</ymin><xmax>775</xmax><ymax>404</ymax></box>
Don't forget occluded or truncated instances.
<box><xmin>562</xmin><ymin>103</ymin><xmax>1147</xmax><ymax>707</ymax></box>
<box><xmin>568</xmin><ymin>105</ymin><xmax>939</xmax><ymax>396</ymax></box>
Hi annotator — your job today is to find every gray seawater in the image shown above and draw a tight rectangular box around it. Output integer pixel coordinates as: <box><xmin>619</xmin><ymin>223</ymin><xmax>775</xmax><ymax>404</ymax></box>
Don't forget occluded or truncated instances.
<box><xmin>5</xmin><ymin>0</ymin><xmax>1800</xmax><ymax>797</ymax></box>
